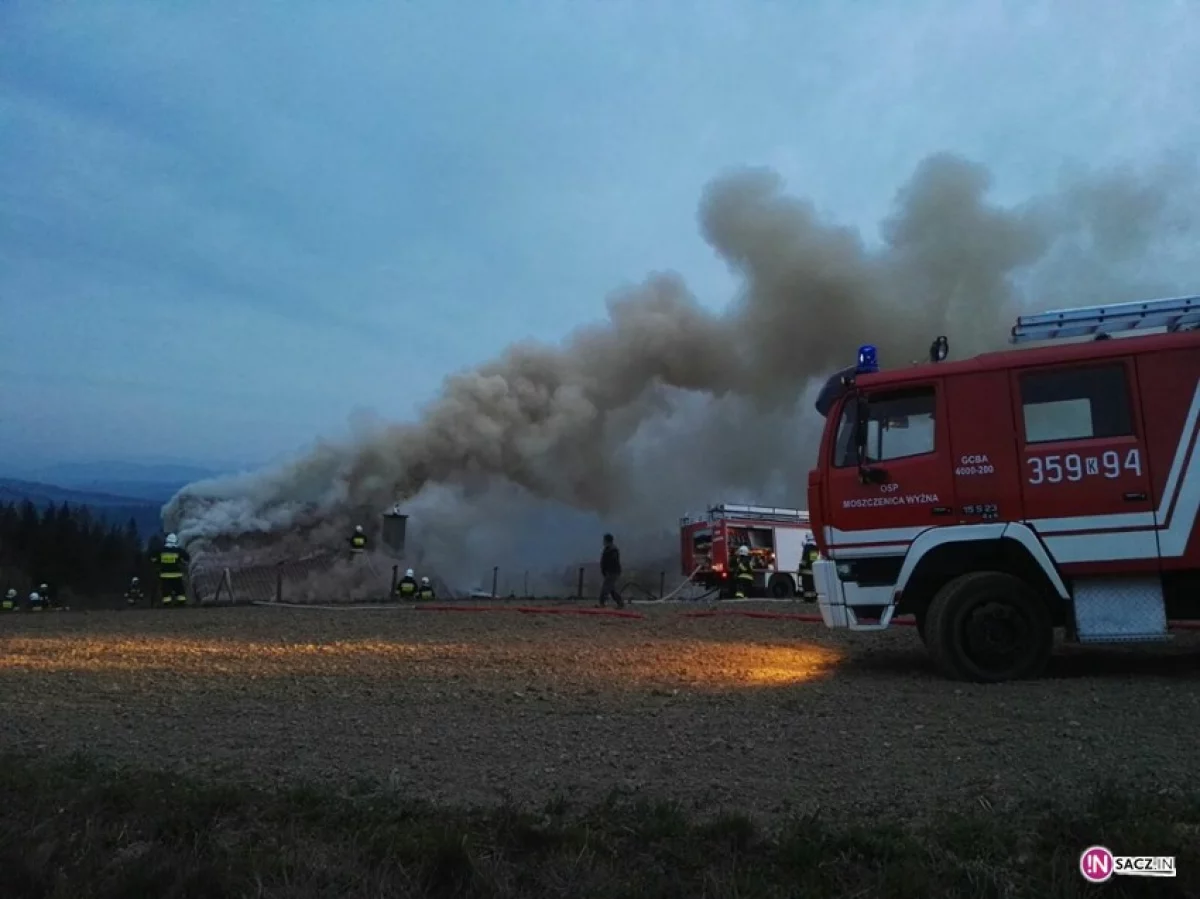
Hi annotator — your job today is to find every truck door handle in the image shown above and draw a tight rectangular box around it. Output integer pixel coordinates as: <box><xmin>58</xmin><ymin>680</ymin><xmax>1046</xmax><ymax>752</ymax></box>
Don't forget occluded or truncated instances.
<box><xmin>1124</xmin><ymin>492</ymin><xmax>1147</xmax><ymax>502</ymax></box>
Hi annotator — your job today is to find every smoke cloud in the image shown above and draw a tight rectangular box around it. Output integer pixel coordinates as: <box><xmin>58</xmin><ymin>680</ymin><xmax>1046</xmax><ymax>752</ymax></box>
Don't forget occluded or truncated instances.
<box><xmin>165</xmin><ymin>152</ymin><xmax>1199</xmax><ymax>584</ymax></box>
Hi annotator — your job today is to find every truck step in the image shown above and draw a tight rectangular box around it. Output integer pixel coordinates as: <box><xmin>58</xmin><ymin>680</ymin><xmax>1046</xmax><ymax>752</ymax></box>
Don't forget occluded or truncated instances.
<box><xmin>1072</xmin><ymin>576</ymin><xmax>1170</xmax><ymax>643</ymax></box>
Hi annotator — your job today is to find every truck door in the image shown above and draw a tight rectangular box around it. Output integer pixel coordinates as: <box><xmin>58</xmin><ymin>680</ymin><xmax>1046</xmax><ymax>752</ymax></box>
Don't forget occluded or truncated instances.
<box><xmin>825</xmin><ymin>380</ymin><xmax>956</xmax><ymax>553</ymax></box>
<box><xmin>1133</xmin><ymin>346</ymin><xmax>1200</xmax><ymax>570</ymax></box>
<box><xmin>1012</xmin><ymin>357</ymin><xmax>1157</xmax><ymax>574</ymax></box>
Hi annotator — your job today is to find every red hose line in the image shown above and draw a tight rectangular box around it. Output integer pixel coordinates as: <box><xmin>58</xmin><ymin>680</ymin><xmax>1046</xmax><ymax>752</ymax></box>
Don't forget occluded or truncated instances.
<box><xmin>409</xmin><ymin>603</ymin><xmax>1200</xmax><ymax>629</ymax></box>
<box><xmin>410</xmin><ymin>604</ymin><xmax>644</xmax><ymax>619</ymax></box>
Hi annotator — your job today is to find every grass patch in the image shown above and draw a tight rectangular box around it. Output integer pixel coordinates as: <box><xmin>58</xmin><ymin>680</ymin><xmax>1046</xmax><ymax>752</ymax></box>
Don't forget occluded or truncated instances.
<box><xmin>0</xmin><ymin>751</ymin><xmax>1195</xmax><ymax>897</ymax></box>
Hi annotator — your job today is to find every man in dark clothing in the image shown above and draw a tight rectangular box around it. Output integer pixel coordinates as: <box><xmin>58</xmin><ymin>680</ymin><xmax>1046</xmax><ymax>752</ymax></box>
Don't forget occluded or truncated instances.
<box><xmin>598</xmin><ymin>533</ymin><xmax>625</xmax><ymax>609</ymax></box>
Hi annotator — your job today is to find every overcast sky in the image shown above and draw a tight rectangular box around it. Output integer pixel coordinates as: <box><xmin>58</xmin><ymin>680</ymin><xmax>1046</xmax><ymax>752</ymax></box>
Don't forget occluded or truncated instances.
<box><xmin>2</xmin><ymin>0</ymin><xmax>1197</xmax><ymax>473</ymax></box>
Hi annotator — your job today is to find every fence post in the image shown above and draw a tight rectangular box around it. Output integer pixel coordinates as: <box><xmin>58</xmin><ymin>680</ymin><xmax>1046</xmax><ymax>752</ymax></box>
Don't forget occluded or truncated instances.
<box><xmin>576</xmin><ymin>566</ymin><xmax>585</xmax><ymax>601</ymax></box>
<box><xmin>275</xmin><ymin>566</ymin><xmax>283</xmax><ymax>603</ymax></box>
<box><xmin>390</xmin><ymin>565</ymin><xmax>398</xmax><ymax>599</ymax></box>
<box><xmin>659</xmin><ymin>570</ymin><xmax>666</xmax><ymax>599</ymax></box>
<box><xmin>523</xmin><ymin>570</ymin><xmax>529</xmax><ymax>599</ymax></box>
<box><xmin>491</xmin><ymin>566</ymin><xmax>499</xmax><ymax>598</ymax></box>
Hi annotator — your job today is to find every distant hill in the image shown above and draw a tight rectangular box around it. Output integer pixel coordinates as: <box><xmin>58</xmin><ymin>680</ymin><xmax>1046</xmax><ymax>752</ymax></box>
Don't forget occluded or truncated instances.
<box><xmin>0</xmin><ymin>478</ymin><xmax>163</xmax><ymax>541</ymax></box>
<box><xmin>14</xmin><ymin>461</ymin><xmax>227</xmax><ymax>502</ymax></box>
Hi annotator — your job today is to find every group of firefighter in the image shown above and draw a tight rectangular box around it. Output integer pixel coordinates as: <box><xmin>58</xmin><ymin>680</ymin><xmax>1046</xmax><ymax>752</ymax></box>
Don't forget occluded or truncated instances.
<box><xmin>2</xmin><ymin>532</ymin><xmax>191</xmax><ymax>612</ymax></box>
<box><xmin>726</xmin><ymin>533</ymin><xmax>821</xmax><ymax>600</ymax></box>
<box><xmin>2</xmin><ymin>583</ymin><xmax>55</xmax><ymax>612</ymax></box>
<box><xmin>7</xmin><ymin>525</ymin><xmax>817</xmax><ymax>610</ymax></box>
<box><xmin>348</xmin><ymin>524</ymin><xmax>436</xmax><ymax>601</ymax></box>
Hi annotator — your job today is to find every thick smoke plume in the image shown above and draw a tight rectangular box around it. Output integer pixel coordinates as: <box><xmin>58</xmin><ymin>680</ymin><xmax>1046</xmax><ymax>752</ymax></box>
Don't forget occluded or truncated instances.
<box><xmin>165</xmin><ymin>152</ymin><xmax>1198</xmax><ymax>584</ymax></box>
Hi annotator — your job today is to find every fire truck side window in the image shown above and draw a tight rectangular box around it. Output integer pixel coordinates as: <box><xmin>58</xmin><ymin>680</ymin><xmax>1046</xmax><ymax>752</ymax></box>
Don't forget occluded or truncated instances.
<box><xmin>834</xmin><ymin>387</ymin><xmax>937</xmax><ymax>467</ymax></box>
<box><xmin>1019</xmin><ymin>364</ymin><xmax>1133</xmax><ymax>443</ymax></box>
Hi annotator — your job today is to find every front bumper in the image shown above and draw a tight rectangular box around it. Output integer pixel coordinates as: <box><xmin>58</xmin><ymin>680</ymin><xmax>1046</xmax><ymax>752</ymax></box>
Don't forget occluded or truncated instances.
<box><xmin>813</xmin><ymin>559</ymin><xmax>898</xmax><ymax>631</ymax></box>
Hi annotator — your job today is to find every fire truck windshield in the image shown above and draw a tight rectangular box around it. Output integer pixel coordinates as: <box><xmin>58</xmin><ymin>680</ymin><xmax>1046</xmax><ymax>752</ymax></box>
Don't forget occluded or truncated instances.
<box><xmin>833</xmin><ymin>387</ymin><xmax>937</xmax><ymax>467</ymax></box>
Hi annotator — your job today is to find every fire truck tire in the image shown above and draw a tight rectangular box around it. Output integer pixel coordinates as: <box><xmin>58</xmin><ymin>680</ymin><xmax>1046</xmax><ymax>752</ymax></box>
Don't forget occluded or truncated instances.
<box><xmin>924</xmin><ymin>571</ymin><xmax>1053</xmax><ymax>683</ymax></box>
<box><xmin>768</xmin><ymin>575</ymin><xmax>795</xmax><ymax>598</ymax></box>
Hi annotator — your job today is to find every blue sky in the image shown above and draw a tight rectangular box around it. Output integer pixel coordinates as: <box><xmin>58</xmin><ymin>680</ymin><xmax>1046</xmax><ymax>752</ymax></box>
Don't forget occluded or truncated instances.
<box><xmin>2</xmin><ymin>0</ymin><xmax>1198</xmax><ymax>473</ymax></box>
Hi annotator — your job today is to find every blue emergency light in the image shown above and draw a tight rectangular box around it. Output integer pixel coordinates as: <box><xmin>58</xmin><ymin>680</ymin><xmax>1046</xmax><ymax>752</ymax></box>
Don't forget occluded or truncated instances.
<box><xmin>856</xmin><ymin>344</ymin><xmax>879</xmax><ymax>374</ymax></box>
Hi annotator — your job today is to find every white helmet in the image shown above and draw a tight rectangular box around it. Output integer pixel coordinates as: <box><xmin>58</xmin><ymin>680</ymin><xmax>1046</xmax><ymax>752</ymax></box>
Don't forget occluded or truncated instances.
<box><xmin>29</xmin><ymin>592</ymin><xmax>39</xmax><ymax>601</ymax></box>
<box><xmin>355</xmin><ymin>525</ymin><xmax>363</xmax><ymax>533</ymax></box>
<box><xmin>405</xmin><ymin>568</ymin><xmax>414</xmax><ymax>578</ymax></box>
<box><xmin>165</xmin><ymin>533</ymin><xmax>179</xmax><ymax>548</ymax></box>
<box><xmin>39</xmin><ymin>583</ymin><xmax>48</xmax><ymax>591</ymax></box>
<box><xmin>131</xmin><ymin>577</ymin><xmax>139</xmax><ymax>585</ymax></box>
<box><xmin>5</xmin><ymin>588</ymin><xmax>15</xmax><ymax>598</ymax></box>
<box><xmin>737</xmin><ymin>545</ymin><xmax>750</xmax><ymax>556</ymax></box>
<box><xmin>421</xmin><ymin>576</ymin><xmax>430</xmax><ymax>585</ymax></box>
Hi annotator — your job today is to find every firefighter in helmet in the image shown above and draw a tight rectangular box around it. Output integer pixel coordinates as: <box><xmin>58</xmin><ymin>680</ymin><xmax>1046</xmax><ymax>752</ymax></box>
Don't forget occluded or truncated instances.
<box><xmin>27</xmin><ymin>590</ymin><xmax>44</xmax><ymax>612</ymax></box>
<box><xmin>39</xmin><ymin>583</ymin><xmax>52</xmax><ymax>609</ymax></box>
<box><xmin>417</xmin><ymin>576</ymin><xmax>435</xmax><ymax>601</ymax></box>
<box><xmin>349</xmin><ymin>525</ymin><xmax>367</xmax><ymax>559</ymax></box>
<box><xmin>154</xmin><ymin>533</ymin><xmax>190</xmax><ymax>606</ymax></box>
<box><xmin>2</xmin><ymin>588</ymin><xmax>16</xmax><ymax>612</ymax></box>
<box><xmin>125</xmin><ymin>576</ymin><xmax>144</xmax><ymax>607</ymax></box>
<box><xmin>396</xmin><ymin>568</ymin><xmax>418</xmax><ymax>599</ymax></box>
<box><xmin>799</xmin><ymin>534</ymin><xmax>820</xmax><ymax>602</ymax></box>
<box><xmin>732</xmin><ymin>544</ymin><xmax>755</xmax><ymax>599</ymax></box>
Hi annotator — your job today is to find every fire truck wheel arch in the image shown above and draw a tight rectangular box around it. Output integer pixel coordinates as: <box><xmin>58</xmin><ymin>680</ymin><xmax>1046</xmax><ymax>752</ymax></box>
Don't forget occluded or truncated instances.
<box><xmin>892</xmin><ymin>518</ymin><xmax>1070</xmax><ymax>602</ymax></box>
<box><xmin>923</xmin><ymin>570</ymin><xmax>1055</xmax><ymax>682</ymax></box>
<box><xmin>895</xmin><ymin>523</ymin><xmax>1070</xmax><ymax>617</ymax></box>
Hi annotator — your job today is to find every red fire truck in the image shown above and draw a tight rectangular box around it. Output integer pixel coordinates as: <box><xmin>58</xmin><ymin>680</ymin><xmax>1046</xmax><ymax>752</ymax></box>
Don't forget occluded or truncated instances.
<box><xmin>679</xmin><ymin>503</ymin><xmax>817</xmax><ymax>598</ymax></box>
<box><xmin>807</xmin><ymin>295</ymin><xmax>1200</xmax><ymax>682</ymax></box>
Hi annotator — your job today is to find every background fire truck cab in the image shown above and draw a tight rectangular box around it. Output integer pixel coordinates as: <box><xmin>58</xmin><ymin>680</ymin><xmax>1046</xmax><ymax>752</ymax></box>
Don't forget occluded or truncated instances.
<box><xmin>679</xmin><ymin>504</ymin><xmax>816</xmax><ymax>598</ymax></box>
<box><xmin>807</xmin><ymin>295</ymin><xmax>1200</xmax><ymax>683</ymax></box>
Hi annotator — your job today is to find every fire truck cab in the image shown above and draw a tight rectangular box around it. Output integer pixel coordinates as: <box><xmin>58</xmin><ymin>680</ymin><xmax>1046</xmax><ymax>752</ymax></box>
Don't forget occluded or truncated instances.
<box><xmin>807</xmin><ymin>295</ymin><xmax>1200</xmax><ymax>682</ymax></box>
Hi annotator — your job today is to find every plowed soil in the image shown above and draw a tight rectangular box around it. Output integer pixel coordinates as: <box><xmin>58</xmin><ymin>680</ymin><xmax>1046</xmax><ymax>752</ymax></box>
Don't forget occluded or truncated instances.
<box><xmin>2</xmin><ymin>602</ymin><xmax>1198</xmax><ymax>825</ymax></box>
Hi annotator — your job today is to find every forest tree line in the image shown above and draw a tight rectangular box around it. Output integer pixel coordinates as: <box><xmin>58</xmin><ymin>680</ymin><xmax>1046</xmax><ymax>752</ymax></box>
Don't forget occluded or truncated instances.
<box><xmin>0</xmin><ymin>500</ymin><xmax>166</xmax><ymax>598</ymax></box>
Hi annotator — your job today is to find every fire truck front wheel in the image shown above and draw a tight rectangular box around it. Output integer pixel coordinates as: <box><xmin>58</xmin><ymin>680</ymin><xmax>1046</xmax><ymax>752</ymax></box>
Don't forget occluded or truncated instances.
<box><xmin>924</xmin><ymin>571</ymin><xmax>1053</xmax><ymax>684</ymax></box>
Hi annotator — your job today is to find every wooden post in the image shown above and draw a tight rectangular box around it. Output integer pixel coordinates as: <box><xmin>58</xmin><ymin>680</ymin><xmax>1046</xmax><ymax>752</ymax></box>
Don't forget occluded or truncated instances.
<box><xmin>576</xmin><ymin>566</ymin><xmax>585</xmax><ymax>601</ymax></box>
<box><xmin>491</xmin><ymin>566</ymin><xmax>499</xmax><ymax>598</ymax></box>
<box><xmin>275</xmin><ymin>566</ymin><xmax>283</xmax><ymax>603</ymax></box>
<box><xmin>523</xmin><ymin>570</ymin><xmax>529</xmax><ymax>599</ymax></box>
<box><xmin>659</xmin><ymin>570</ymin><xmax>666</xmax><ymax>599</ymax></box>
<box><xmin>390</xmin><ymin>565</ymin><xmax>398</xmax><ymax>599</ymax></box>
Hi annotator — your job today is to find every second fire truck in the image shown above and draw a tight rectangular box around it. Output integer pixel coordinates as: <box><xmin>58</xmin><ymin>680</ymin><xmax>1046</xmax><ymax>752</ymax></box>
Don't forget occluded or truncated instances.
<box><xmin>680</xmin><ymin>503</ymin><xmax>818</xmax><ymax>598</ymax></box>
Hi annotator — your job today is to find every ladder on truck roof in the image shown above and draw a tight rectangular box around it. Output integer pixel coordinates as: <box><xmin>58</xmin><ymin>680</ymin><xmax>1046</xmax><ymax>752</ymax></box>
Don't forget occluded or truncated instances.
<box><xmin>1011</xmin><ymin>294</ymin><xmax>1200</xmax><ymax>344</ymax></box>
<box><xmin>708</xmin><ymin>503</ymin><xmax>810</xmax><ymax>525</ymax></box>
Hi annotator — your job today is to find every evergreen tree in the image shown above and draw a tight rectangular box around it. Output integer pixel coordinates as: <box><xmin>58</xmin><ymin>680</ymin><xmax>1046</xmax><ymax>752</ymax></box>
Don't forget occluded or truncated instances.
<box><xmin>0</xmin><ymin>500</ymin><xmax>156</xmax><ymax>597</ymax></box>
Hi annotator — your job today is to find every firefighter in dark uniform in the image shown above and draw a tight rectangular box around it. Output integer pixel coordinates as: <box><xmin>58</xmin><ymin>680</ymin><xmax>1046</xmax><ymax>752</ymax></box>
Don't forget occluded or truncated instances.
<box><xmin>417</xmin><ymin>576</ymin><xmax>435</xmax><ymax>601</ymax></box>
<box><xmin>2</xmin><ymin>588</ymin><xmax>16</xmax><ymax>612</ymax></box>
<box><xmin>154</xmin><ymin>533</ymin><xmax>190</xmax><ymax>606</ymax></box>
<box><xmin>732</xmin><ymin>544</ymin><xmax>755</xmax><ymax>599</ymax></box>
<box><xmin>799</xmin><ymin>534</ymin><xmax>820</xmax><ymax>602</ymax></box>
<box><xmin>39</xmin><ymin>583</ymin><xmax>52</xmax><ymax>609</ymax></box>
<box><xmin>396</xmin><ymin>567</ymin><xmax>418</xmax><ymax>599</ymax></box>
<box><xmin>349</xmin><ymin>525</ymin><xmax>367</xmax><ymax>559</ymax></box>
<box><xmin>125</xmin><ymin>576</ymin><xmax>144</xmax><ymax>607</ymax></box>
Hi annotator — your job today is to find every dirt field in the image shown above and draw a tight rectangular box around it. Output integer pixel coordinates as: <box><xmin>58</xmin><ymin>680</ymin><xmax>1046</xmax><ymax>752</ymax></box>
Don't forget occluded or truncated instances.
<box><xmin>2</xmin><ymin>601</ymin><xmax>1199</xmax><ymax>826</ymax></box>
